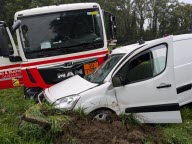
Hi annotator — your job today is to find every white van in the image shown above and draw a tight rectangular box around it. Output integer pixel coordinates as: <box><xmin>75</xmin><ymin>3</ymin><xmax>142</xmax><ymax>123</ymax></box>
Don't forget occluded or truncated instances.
<box><xmin>43</xmin><ymin>34</ymin><xmax>192</xmax><ymax>123</ymax></box>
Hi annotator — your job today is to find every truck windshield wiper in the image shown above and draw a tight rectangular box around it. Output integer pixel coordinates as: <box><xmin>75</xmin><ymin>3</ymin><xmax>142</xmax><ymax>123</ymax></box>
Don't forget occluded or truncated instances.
<box><xmin>25</xmin><ymin>40</ymin><xmax>103</xmax><ymax>55</ymax></box>
<box><xmin>37</xmin><ymin>53</ymin><xmax>51</xmax><ymax>58</ymax></box>
<box><xmin>25</xmin><ymin>47</ymin><xmax>67</xmax><ymax>54</ymax></box>
<box><xmin>59</xmin><ymin>40</ymin><xmax>103</xmax><ymax>50</ymax></box>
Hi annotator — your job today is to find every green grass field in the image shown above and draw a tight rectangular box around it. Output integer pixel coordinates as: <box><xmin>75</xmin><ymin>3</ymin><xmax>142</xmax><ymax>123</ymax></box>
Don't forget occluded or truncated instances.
<box><xmin>0</xmin><ymin>88</ymin><xmax>52</xmax><ymax>144</ymax></box>
<box><xmin>1</xmin><ymin>87</ymin><xmax>192</xmax><ymax>144</ymax></box>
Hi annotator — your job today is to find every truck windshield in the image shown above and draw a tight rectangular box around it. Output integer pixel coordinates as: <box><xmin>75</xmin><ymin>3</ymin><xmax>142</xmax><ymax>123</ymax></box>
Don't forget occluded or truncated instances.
<box><xmin>85</xmin><ymin>54</ymin><xmax>125</xmax><ymax>84</ymax></box>
<box><xmin>19</xmin><ymin>8</ymin><xmax>104</xmax><ymax>59</ymax></box>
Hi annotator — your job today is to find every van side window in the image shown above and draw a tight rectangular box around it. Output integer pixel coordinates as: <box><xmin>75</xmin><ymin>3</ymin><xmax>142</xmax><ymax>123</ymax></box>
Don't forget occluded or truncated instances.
<box><xmin>116</xmin><ymin>44</ymin><xmax>167</xmax><ymax>84</ymax></box>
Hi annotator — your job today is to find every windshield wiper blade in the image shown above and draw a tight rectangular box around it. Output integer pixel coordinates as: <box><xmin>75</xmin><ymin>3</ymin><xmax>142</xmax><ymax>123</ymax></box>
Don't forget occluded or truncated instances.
<box><xmin>57</xmin><ymin>47</ymin><xmax>68</xmax><ymax>54</ymax></box>
<box><xmin>60</xmin><ymin>41</ymin><xmax>103</xmax><ymax>50</ymax></box>
<box><xmin>79</xmin><ymin>42</ymin><xmax>97</xmax><ymax>50</ymax></box>
<box><xmin>37</xmin><ymin>51</ymin><xmax>53</xmax><ymax>57</ymax></box>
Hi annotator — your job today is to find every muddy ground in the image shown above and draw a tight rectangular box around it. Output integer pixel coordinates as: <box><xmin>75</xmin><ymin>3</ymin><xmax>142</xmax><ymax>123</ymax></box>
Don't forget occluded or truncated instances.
<box><xmin>53</xmin><ymin>114</ymin><xmax>164</xmax><ymax>144</ymax></box>
<box><xmin>22</xmin><ymin>105</ymin><xmax>165</xmax><ymax>144</ymax></box>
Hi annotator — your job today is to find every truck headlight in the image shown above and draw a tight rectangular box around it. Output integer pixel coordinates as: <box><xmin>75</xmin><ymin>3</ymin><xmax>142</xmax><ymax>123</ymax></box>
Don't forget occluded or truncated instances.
<box><xmin>53</xmin><ymin>95</ymin><xmax>80</xmax><ymax>110</ymax></box>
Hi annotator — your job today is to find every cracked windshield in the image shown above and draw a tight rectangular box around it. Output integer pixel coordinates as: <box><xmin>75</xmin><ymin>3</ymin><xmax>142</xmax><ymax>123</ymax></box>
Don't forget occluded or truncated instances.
<box><xmin>19</xmin><ymin>8</ymin><xmax>104</xmax><ymax>59</ymax></box>
<box><xmin>85</xmin><ymin>54</ymin><xmax>125</xmax><ymax>84</ymax></box>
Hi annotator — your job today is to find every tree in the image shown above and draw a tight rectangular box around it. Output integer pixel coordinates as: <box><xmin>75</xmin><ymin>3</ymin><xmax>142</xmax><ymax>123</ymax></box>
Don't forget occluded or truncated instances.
<box><xmin>0</xmin><ymin>0</ymin><xmax>192</xmax><ymax>45</ymax></box>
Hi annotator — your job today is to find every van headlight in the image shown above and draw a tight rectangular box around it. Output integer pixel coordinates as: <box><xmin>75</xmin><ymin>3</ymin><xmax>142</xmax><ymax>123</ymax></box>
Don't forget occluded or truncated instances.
<box><xmin>53</xmin><ymin>95</ymin><xmax>80</xmax><ymax>110</ymax></box>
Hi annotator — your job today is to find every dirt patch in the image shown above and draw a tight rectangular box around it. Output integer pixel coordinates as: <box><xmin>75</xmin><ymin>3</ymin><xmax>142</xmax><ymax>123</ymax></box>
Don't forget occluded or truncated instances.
<box><xmin>52</xmin><ymin>112</ymin><xmax>164</xmax><ymax>144</ymax></box>
<box><xmin>21</xmin><ymin>105</ymin><xmax>164</xmax><ymax>144</ymax></box>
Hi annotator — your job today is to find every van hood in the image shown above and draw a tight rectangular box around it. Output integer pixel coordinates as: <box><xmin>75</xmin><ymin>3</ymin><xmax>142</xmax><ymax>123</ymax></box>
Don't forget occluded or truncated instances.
<box><xmin>47</xmin><ymin>75</ymin><xmax>98</xmax><ymax>101</ymax></box>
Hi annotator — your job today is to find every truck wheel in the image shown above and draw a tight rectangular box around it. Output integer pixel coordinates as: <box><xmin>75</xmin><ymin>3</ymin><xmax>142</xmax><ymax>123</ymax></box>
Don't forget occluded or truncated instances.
<box><xmin>90</xmin><ymin>109</ymin><xmax>117</xmax><ymax>123</ymax></box>
<box><xmin>24</xmin><ymin>87</ymin><xmax>42</xmax><ymax>103</ymax></box>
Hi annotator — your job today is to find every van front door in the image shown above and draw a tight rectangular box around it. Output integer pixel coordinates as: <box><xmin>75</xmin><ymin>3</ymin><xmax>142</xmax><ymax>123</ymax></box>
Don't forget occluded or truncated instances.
<box><xmin>0</xmin><ymin>23</ymin><xmax>23</xmax><ymax>90</ymax></box>
<box><xmin>112</xmin><ymin>36</ymin><xmax>182</xmax><ymax>123</ymax></box>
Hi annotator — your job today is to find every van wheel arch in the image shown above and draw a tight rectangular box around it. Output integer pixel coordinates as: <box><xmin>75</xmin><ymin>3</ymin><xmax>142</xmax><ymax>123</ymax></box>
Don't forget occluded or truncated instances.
<box><xmin>89</xmin><ymin>107</ymin><xmax>118</xmax><ymax>122</ymax></box>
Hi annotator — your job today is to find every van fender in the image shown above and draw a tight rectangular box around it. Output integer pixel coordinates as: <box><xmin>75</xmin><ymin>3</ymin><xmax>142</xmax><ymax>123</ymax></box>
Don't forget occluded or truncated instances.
<box><xmin>74</xmin><ymin>94</ymin><xmax>121</xmax><ymax>115</ymax></box>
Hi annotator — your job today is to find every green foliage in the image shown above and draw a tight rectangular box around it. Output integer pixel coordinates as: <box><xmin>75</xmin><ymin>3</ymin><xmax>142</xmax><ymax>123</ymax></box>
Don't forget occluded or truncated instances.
<box><xmin>48</xmin><ymin>115</ymin><xmax>70</xmax><ymax>133</ymax></box>
<box><xmin>1</xmin><ymin>0</ymin><xmax>192</xmax><ymax>45</ymax></box>
<box><xmin>67</xmin><ymin>136</ymin><xmax>77</xmax><ymax>144</ymax></box>
<box><xmin>120</xmin><ymin>113</ymin><xmax>142</xmax><ymax>127</ymax></box>
<box><xmin>25</xmin><ymin>105</ymin><xmax>45</xmax><ymax>118</ymax></box>
<box><xmin>161</xmin><ymin>106</ymin><xmax>192</xmax><ymax>144</ymax></box>
<box><xmin>0</xmin><ymin>87</ymin><xmax>50</xmax><ymax>144</ymax></box>
<box><xmin>74</xmin><ymin>107</ymin><xmax>87</xmax><ymax>118</ymax></box>
<box><xmin>18</xmin><ymin>121</ymin><xmax>52</xmax><ymax>144</ymax></box>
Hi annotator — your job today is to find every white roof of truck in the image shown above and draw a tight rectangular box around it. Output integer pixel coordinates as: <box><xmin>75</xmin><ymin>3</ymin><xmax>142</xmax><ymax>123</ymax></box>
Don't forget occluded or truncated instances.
<box><xmin>15</xmin><ymin>3</ymin><xmax>99</xmax><ymax>19</ymax></box>
<box><xmin>112</xmin><ymin>34</ymin><xmax>192</xmax><ymax>55</ymax></box>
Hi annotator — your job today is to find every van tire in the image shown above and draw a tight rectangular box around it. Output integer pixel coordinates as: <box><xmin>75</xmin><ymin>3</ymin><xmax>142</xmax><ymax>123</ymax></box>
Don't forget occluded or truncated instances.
<box><xmin>90</xmin><ymin>109</ymin><xmax>117</xmax><ymax>123</ymax></box>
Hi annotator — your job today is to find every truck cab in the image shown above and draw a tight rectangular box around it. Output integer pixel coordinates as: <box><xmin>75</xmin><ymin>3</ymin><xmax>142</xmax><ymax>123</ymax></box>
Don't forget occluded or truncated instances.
<box><xmin>0</xmin><ymin>3</ymin><xmax>117</xmax><ymax>97</ymax></box>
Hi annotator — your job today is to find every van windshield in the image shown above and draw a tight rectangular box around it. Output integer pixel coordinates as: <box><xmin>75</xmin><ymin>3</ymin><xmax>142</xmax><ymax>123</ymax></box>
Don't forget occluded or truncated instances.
<box><xmin>85</xmin><ymin>54</ymin><xmax>125</xmax><ymax>84</ymax></box>
<box><xmin>19</xmin><ymin>8</ymin><xmax>104</xmax><ymax>59</ymax></box>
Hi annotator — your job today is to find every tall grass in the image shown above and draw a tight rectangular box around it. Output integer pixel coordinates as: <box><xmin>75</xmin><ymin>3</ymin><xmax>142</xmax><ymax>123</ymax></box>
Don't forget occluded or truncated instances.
<box><xmin>0</xmin><ymin>87</ymin><xmax>52</xmax><ymax>144</ymax></box>
<box><xmin>162</xmin><ymin>106</ymin><xmax>192</xmax><ymax>144</ymax></box>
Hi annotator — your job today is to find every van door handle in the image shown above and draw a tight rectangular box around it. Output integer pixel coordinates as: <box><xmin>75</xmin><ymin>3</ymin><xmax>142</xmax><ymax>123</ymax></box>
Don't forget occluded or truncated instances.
<box><xmin>156</xmin><ymin>84</ymin><xmax>172</xmax><ymax>89</ymax></box>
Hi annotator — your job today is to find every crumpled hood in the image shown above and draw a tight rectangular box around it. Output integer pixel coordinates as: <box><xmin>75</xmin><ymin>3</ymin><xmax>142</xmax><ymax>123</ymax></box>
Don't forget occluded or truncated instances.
<box><xmin>47</xmin><ymin>75</ymin><xmax>98</xmax><ymax>101</ymax></box>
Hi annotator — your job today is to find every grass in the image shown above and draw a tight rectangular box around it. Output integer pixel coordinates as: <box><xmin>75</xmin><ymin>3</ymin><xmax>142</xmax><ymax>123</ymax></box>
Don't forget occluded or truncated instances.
<box><xmin>1</xmin><ymin>87</ymin><xmax>192</xmax><ymax>143</ymax></box>
<box><xmin>161</xmin><ymin>106</ymin><xmax>192</xmax><ymax>144</ymax></box>
<box><xmin>0</xmin><ymin>87</ymin><xmax>53</xmax><ymax>144</ymax></box>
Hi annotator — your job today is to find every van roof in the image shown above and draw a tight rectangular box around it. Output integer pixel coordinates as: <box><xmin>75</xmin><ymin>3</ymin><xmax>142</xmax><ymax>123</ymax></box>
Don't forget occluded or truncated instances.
<box><xmin>173</xmin><ymin>34</ymin><xmax>192</xmax><ymax>42</ymax></box>
<box><xmin>14</xmin><ymin>3</ymin><xmax>99</xmax><ymax>19</ymax></box>
<box><xmin>112</xmin><ymin>39</ymin><xmax>154</xmax><ymax>55</ymax></box>
<box><xmin>112</xmin><ymin>34</ymin><xmax>192</xmax><ymax>55</ymax></box>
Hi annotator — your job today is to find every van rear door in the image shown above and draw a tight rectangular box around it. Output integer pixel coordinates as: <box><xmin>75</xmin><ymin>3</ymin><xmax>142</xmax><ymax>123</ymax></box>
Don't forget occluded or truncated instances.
<box><xmin>113</xmin><ymin>36</ymin><xmax>182</xmax><ymax>123</ymax></box>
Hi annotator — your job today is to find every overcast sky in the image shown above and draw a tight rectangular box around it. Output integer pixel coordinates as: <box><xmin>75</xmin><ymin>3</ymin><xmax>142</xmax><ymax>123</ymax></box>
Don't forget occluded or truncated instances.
<box><xmin>179</xmin><ymin>0</ymin><xmax>192</xmax><ymax>4</ymax></box>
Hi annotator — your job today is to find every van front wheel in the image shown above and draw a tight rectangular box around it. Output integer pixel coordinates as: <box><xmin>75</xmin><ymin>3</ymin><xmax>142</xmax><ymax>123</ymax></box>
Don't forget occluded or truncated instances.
<box><xmin>90</xmin><ymin>109</ymin><xmax>117</xmax><ymax>123</ymax></box>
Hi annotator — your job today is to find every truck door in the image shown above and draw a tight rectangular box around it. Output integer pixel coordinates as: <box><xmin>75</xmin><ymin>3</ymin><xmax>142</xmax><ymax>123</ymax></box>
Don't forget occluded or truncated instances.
<box><xmin>0</xmin><ymin>23</ymin><xmax>23</xmax><ymax>90</ymax></box>
<box><xmin>112</xmin><ymin>36</ymin><xmax>182</xmax><ymax>123</ymax></box>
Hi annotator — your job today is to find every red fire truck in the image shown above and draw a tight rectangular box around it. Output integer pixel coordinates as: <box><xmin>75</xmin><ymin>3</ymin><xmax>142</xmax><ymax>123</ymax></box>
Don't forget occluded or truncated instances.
<box><xmin>0</xmin><ymin>3</ymin><xmax>116</xmax><ymax>98</ymax></box>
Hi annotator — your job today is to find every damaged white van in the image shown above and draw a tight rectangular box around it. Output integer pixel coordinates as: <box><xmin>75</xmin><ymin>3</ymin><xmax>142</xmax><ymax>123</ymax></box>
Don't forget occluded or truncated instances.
<box><xmin>43</xmin><ymin>34</ymin><xmax>192</xmax><ymax>123</ymax></box>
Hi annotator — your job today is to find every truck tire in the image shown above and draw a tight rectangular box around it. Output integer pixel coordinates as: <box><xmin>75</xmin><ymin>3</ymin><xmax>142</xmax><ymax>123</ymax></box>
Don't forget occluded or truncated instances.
<box><xmin>24</xmin><ymin>87</ymin><xmax>42</xmax><ymax>103</ymax></box>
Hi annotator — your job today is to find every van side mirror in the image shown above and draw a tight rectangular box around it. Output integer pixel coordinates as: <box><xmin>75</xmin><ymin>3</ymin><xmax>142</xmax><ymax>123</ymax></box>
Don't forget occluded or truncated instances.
<box><xmin>103</xmin><ymin>10</ymin><xmax>117</xmax><ymax>46</ymax></box>
<box><xmin>9</xmin><ymin>55</ymin><xmax>22</xmax><ymax>62</ymax></box>
<box><xmin>11</xmin><ymin>20</ymin><xmax>21</xmax><ymax>33</ymax></box>
<box><xmin>112</xmin><ymin>74</ymin><xmax>127</xmax><ymax>87</ymax></box>
<box><xmin>112</xmin><ymin>75</ymin><xmax>122</xmax><ymax>87</ymax></box>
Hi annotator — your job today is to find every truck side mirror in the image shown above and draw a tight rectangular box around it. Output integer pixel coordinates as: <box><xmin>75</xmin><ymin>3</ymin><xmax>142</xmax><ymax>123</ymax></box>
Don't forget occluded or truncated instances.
<box><xmin>11</xmin><ymin>20</ymin><xmax>21</xmax><ymax>33</ymax></box>
<box><xmin>103</xmin><ymin>10</ymin><xmax>117</xmax><ymax>46</ymax></box>
<box><xmin>9</xmin><ymin>55</ymin><xmax>22</xmax><ymax>62</ymax></box>
<box><xmin>109</xmin><ymin>15</ymin><xmax>117</xmax><ymax>42</ymax></box>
